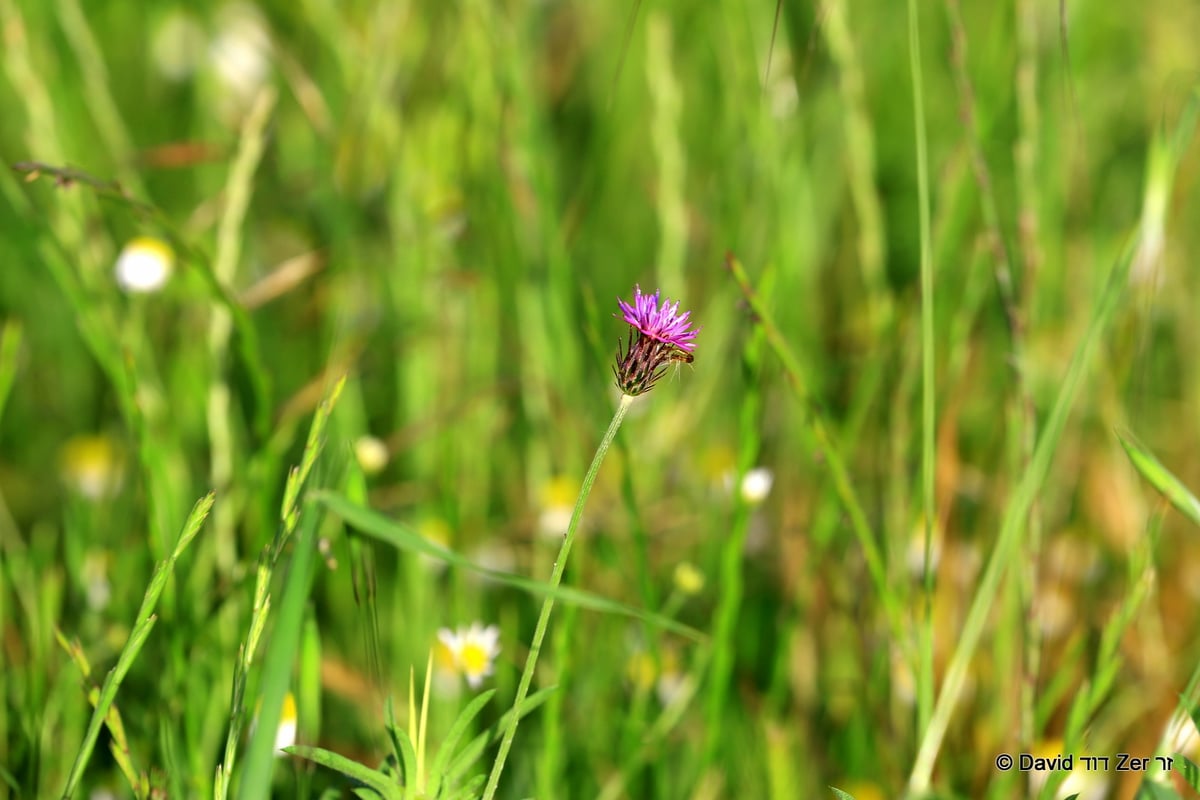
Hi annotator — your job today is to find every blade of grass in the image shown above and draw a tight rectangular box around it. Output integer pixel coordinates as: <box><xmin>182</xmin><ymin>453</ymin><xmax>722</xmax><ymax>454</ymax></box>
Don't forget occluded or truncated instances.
<box><xmin>60</xmin><ymin>492</ymin><xmax>215</xmax><ymax>799</ymax></box>
<box><xmin>208</xmin><ymin>86</ymin><xmax>277</xmax><ymax>578</ymax></box>
<box><xmin>0</xmin><ymin>321</ymin><xmax>21</xmax><ymax>423</ymax></box>
<box><xmin>445</xmin><ymin>687</ymin><xmax>556</xmax><ymax>785</ymax></box>
<box><xmin>314</xmin><ymin>491</ymin><xmax>704</xmax><ymax>642</ymax></box>
<box><xmin>908</xmin><ymin>83</ymin><xmax>1200</xmax><ymax>798</ymax></box>
<box><xmin>1117</xmin><ymin>431</ymin><xmax>1200</xmax><ymax>527</ymax></box>
<box><xmin>427</xmin><ymin>690</ymin><xmax>496</xmax><ymax>794</ymax></box>
<box><xmin>53</xmin><ymin>0</ymin><xmax>147</xmax><ymax>196</ymax></box>
<box><xmin>907</xmin><ymin>0</ymin><xmax>937</xmax><ymax>737</ymax></box>
<box><xmin>238</xmin><ymin>378</ymin><xmax>346</xmax><ymax>799</ymax></box>
<box><xmin>907</xmin><ymin>234</ymin><xmax>1146</xmax><ymax>795</ymax></box>
<box><xmin>725</xmin><ymin>254</ymin><xmax>907</xmax><ymax>653</ymax></box>
<box><xmin>702</xmin><ymin>281</ymin><xmax>766</xmax><ymax>768</ymax></box>
<box><xmin>285</xmin><ymin>745</ymin><xmax>403</xmax><ymax>800</ymax></box>
<box><xmin>215</xmin><ymin>377</ymin><xmax>345</xmax><ymax>800</ymax></box>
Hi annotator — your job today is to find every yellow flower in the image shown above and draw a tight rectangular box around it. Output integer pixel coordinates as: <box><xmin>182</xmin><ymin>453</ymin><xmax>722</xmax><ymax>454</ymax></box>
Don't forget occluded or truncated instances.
<box><xmin>625</xmin><ymin>650</ymin><xmax>656</xmax><ymax>692</ymax></box>
<box><xmin>537</xmin><ymin>475</ymin><xmax>578</xmax><ymax>538</ymax></box>
<box><xmin>625</xmin><ymin>643</ymin><xmax>688</xmax><ymax>706</ymax></box>
<box><xmin>436</xmin><ymin>623</ymin><xmax>501</xmax><ymax>689</ymax></box>
<box><xmin>672</xmin><ymin>561</ymin><xmax>705</xmax><ymax>596</ymax></box>
<box><xmin>59</xmin><ymin>434</ymin><xmax>123</xmax><ymax>500</ymax></box>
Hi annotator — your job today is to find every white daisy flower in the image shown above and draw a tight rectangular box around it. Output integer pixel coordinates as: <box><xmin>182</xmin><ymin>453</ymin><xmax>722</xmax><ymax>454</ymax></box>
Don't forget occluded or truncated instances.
<box><xmin>437</xmin><ymin>623</ymin><xmax>501</xmax><ymax>689</ymax></box>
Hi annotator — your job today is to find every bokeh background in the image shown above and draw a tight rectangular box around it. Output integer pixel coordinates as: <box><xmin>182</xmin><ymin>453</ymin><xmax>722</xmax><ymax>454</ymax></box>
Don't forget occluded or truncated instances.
<box><xmin>2</xmin><ymin>1</ymin><xmax>1200</xmax><ymax>798</ymax></box>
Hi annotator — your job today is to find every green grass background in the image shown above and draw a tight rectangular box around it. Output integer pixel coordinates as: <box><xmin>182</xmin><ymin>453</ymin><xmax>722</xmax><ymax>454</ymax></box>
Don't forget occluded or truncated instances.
<box><xmin>2</xmin><ymin>0</ymin><xmax>1200</xmax><ymax>798</ymax></box>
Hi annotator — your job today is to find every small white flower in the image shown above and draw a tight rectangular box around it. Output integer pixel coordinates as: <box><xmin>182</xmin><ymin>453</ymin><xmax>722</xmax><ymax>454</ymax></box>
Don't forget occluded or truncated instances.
<box><xmin>210</xmin><ymin>3</ymin><xmax>272</xmax><ymax>101</ymax></box>
<box><xmin>437</xmin><ymin>623</ymin><xmax>501</xmax><ymax>689</ymax></box>
<box><xmin>114</xmin><ymin>237</ymin><xmax>173</xmax><ymax>294</ymax></box>
<box><xmin>739</xmin><ymin>467</ymin><xmax>774</xmax><ymax>504</ymax></box>
<box><xmin>656</xmin><ymin>670</ymin><xmax>691</xmax><ymax>708</ymax></box>
<box><xmin>82</xmin><ymin>550</ymin><xmax>112</xmax><ymax>611</ymax></box>
<box><xmin>274</xmin><ymin>692</ymin><xmax>297</xmax><ymax>756</ymax></box>
<box><xmin>249</xmin><ymin>691</ymin><xmax>298</xmax><ymax>757</ymax></box>
<box><xmin>719</xmin><ymin>466</ymin><xmax>774</xmax><ymax>505</ymax></box>
<box><xmin>353</xmin><ymin>435</ymin><xmax>389</xmax><ymax>475</ymax></box>
<box><xmin>906</xmin><ymin>522</ymin><xmax>942</xmax><ymax>579</ymax></box>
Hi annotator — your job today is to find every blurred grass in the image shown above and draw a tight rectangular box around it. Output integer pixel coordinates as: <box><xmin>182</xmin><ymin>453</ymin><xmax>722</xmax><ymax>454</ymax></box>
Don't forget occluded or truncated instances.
<box><xmin>2</xmin><ymin>1</ymin><xmax>1200</xmax><ymax>799</ymax></box>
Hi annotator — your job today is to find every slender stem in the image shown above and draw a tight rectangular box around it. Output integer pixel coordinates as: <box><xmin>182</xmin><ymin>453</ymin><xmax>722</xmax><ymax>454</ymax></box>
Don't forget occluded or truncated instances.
<box><xmin>909</xmin><ymin>0</ymin><xmax>936</xmax><ymax>738</ymax></box>
<box><xmin>482</xmin><ymin>393</ymin><xmax>635</xmax><ymax>799</ymax></box>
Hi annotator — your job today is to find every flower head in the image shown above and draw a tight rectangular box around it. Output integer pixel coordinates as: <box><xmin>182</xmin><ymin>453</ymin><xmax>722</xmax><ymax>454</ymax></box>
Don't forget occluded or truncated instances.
<box><xmin>273</xmin><ymin>692</ymin><xmax>298</xmax><ymax>756</ymax></box>
<box><xmin>249</xmin><ymin>690</ymin><xmax>297</xmax><ymax>757</ymax></box>
<box><xmin>613</xmin><ymin>285</ymin><xmax>699</xmax><ymax>396</ymax></box>
<box><xmin>114</xmin><ymin>236</ymin><xmax>174</xmax><ymax>294</ymax></box>
<box><xmin>537</xmin><ymin>475</ymin><xmax>579</xmax><ymax>539</ymax></box>
<box><xmin>672</xmin><ymin>561</ymin><xmax>705</xmax><ymax>596</ymax></box>
<box><xmin>353</xmin><ymin>435</ymin><xmax>389</xmax><ymax>475</ymax></box>
<box><xmin>617</xmin><ymin>285</ymin><xmax>699</xmax><ymax>352</ymax></box>
<box><xmin>59</xmin><ymin>434</ymin><xmax>124</xmax><ymax>499</ymax></box>
<box><xmin>436</xmin><ymin>623</ymin><xmax>501</xmax><ymax>689</ymax></box>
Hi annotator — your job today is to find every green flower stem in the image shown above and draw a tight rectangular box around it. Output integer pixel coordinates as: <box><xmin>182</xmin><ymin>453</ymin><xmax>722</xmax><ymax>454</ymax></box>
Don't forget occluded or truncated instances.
<box><xmin>483</xmin><ymin>393</ymin><xmax>635</xmax><ymax>799</ymax></box>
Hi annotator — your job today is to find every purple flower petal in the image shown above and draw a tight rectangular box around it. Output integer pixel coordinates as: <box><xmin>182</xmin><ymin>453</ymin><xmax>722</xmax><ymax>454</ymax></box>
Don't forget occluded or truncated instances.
<box><xmin>615</xmin><ymin>284</ymin><xmax>700</xmax><ymax>352</ymax></box>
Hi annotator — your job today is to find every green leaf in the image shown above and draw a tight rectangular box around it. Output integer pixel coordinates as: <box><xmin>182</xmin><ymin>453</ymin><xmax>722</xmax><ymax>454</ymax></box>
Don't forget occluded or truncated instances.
<box><xmin>426</xmin><ymin>689</ymin><xmax>496</xmax><ymax>796</ymax></box>
<box><xmin>240</xmin><ymin>505</ymin><xmax>324</xmax><ymax>796</ymax></box>
<box><xmin>1133</xmin><ymin>780</ymin><xmax>1181</xmax><ymax>799</ymax></box>
<box><xmin>1173</xmin><ymin>753</ymin><xmax>1200</xmax><ymax>793</ymax></box>
<box><xmin>0</xmin><ymin>321</ymin><xmax>22</xmax><ymax>424</ymax></box>
<box><xmin>393</xmin><ymin>724</ymin><xmax>417</xmax><ymax>797</ymax></box>
<box><xmin>1118</xmin><ymin>430</ymin><xmax>1200</xmax><ymax>527</ymax></box>
<box><xmin>445</xmin><ymin>687</ymin><xmax>557</xmax><ymax>783</ymax></box>
<box><xmin>286</xmin><ymin>745</ymin><xmax>402</xmax><ymax>800</ymax></box>
<box><xmin>60</xmin><ymin>493</ymin><xmax>214</xmax><ymax>799</ymax></box>
<box><xmin>829</xmin><ymin>789</ymin><xmax>857</xmax><ymax>800</ymax></box>
<box><xmin>315</xmin><ymin>491</ymin><xmax>705</xmax><ymax>642</ymax></box>
<box><xmin>445</xmin><ymin>773</ymin><xmax>487</xmax><ymax>800</ymax></box>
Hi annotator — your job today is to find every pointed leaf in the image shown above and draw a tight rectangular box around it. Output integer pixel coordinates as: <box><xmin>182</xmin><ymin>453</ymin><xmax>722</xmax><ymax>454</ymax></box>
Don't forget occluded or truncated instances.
<box><xmin>1118</xmin><ymin>431</ymin><xmax>1200</xmax><ymax>527</ymax></box>
<box><xmin>427</xmin><ymin>689</ymin><xmax>495</xmax><ymax>794</ymax></box>
<box><xmin>316</xmin><ymin>492</ymin><xmax>704</xmax><ymax>642</ymax></box>
<box><xmin>445</xmin><ymin>687</ymin><xmax>556</xmax><ymax>783</ymax></box>
<box><xmin>286</xmin><ymin>745</ymin><xmax>402</xmax><ymax>800</ymax></box>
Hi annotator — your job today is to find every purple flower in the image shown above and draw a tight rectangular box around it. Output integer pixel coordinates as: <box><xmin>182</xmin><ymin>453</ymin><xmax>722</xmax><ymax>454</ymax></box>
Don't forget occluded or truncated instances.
<box><xmin>616</xmin><ymin>285</ymin><xmax>699</xmax><ymax>352</ymax></box>
<box><xmin>613</xmin><ymin>285</ymin><xmax>699</xmax><ymax>396</ymax></box>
